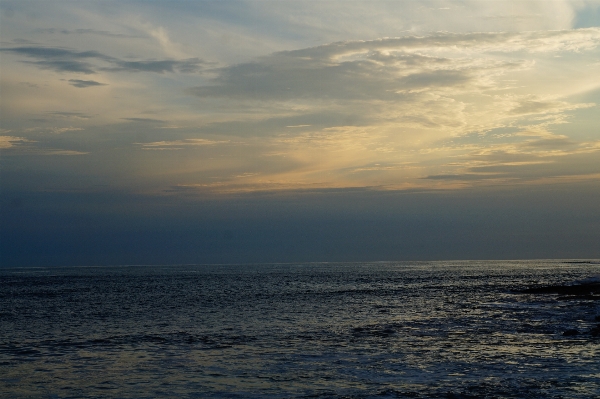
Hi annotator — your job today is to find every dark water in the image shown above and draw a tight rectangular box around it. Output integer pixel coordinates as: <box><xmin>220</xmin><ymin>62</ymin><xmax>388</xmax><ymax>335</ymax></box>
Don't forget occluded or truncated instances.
<box><xmin>1</xmin><ymin>260</ymin><xmax>599</xmax><ymax>398</ymax></box>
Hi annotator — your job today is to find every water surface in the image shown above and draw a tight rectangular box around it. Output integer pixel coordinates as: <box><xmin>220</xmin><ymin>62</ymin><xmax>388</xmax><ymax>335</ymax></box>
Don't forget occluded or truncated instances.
<box><xmin>1</xmin><ymin>260</ymin><xmax>599</xmax><ymax>398</ymax></box>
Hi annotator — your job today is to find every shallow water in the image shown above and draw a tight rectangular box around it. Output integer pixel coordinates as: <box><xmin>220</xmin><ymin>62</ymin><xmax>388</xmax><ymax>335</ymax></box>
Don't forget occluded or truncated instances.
<box><xmin>1</xmin><ymin>260</ymin><xmax>599</xmax><ymax>398</ymax></box>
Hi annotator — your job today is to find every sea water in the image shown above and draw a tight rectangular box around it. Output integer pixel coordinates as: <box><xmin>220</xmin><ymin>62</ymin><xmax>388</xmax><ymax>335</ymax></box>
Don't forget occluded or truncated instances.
<box><xmin>1</xmin><ymin>260</ymin><xmax>599</xmax><ymax>398</ymax></box>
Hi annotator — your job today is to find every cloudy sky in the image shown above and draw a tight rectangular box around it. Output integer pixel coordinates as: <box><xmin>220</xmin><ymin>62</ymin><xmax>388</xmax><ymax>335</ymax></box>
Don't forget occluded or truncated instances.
<box><xmin>2</xmin><ymin>0</ymin><xmax>600</xmax><ymax>266</ymax></box>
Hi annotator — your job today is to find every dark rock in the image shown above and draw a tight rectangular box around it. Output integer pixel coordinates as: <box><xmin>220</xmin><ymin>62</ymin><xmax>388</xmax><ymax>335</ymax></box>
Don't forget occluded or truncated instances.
<box><xmin>590</xmin><ymin>324</ymin><xmax>600</xmax><ymax>337</ymax></box>
<box><xmin>594</xmin><ymin>315</ymin><xmax>600</xmax><ymax>322</ymax></box>
<box><xmin>518</xmin><ymin>282</ymin><xmax>600</xmax><ymax>300</ymax></box>
<box><xmin>562</xmin><ymin>329</ymin><xmax>579</xmax><ymax>336</ymax></box>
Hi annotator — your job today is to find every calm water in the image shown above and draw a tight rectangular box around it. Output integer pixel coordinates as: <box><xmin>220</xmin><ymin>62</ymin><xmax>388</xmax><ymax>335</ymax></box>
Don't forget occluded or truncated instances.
<box><xmin>1</xmin><ymin>260</ymin><xmax>599</xmax><ymax>398</ymax></box>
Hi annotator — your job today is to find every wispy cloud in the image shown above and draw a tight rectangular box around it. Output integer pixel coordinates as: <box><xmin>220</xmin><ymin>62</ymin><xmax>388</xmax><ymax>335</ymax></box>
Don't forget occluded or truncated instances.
<box><xmin>35</xmin><ymin>28</ymin><xmax>144</xmax><ymax>39</ymax></box>
<box><xmin>0</xmin><ymin>135</ymin><xmax>86</xmax><ymax>155</ymax></box>
<box><xmin>1</xmin><ymin>46</ymin><xmax>207</xmax><ymax>74</ymax></box>
<box><xmin>40</xmin><ymin>149</ymin><xmax>88</xmax><ymax>155</ymax></box>
<box><xmin>0</xmin><ymin>135</ymin><xmax>33</xmax><ymax>149</ymax></box>
<box><xmin>122</xmin><ymin>118</ymin><xmax>166</xmax><ymax>124</ymax></box>
<box><xmin>68</xmin><ymin>79</ymin><xmax>107</xmax><ymax>88</ymax></box>
<box><xmin>49</xmin><ymin>111</ymin><xmax>93</xmax><ymax>119</ymax></box>
<box><xmin>49</xmin><ymin>127</ymin><xmax>84</xmax><ymax>134</ymax></box>
<box><xmin>136</xmin><ymin>138</ymin><xmax>229</xmax><ymax>150</ymax></box>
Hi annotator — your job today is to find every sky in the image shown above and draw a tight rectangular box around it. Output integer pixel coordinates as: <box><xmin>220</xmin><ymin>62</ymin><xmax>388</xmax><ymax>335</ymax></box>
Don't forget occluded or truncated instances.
<box><xmin>1</xmin><ymin>0</ymin><xmax>600</xmax><ymax>266</ymax></box>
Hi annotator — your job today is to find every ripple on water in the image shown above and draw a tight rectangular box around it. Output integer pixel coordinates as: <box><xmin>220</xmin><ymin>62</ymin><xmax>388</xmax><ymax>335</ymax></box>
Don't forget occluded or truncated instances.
<box><xmin>1</xmin><ymin>261</ymin><xmax>599</xmax><ymax>398</ymax></box>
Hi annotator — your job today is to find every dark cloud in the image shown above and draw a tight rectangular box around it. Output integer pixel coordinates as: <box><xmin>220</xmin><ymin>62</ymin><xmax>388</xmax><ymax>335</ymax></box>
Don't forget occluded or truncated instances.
<box><xmin>4</xmin><ymin>46</ymin><xmax>107</xmax><ymax>59</ymax></box>
<box><xmin>3</xmin><ymin>46</ymin><xmax>110</xmax><ymax>74</ymax></box>
<box><xmin>107</xmin><ymin>58</ymin><xmax>204</xmax><ymax>73</ymax></box>
<box><xmin>1</xmin><ymin>46</ymin><xmax>206</xmax><ymax>74</ymax></box>
<box><xmin>24</xmin><ymin>60</ymin><xmax>98</xmax><ymax>74</ymax></box>
<box><xmin>68</xmin><ymin>79</ymin><xmax>107</xmax><ymax>88</ymax></box>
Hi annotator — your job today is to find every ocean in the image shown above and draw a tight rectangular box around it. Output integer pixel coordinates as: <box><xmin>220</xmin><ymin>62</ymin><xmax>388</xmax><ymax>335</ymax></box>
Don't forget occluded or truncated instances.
<box><xmin>1</xmin><ymin>260</ymin><xmax>599</xmax><ymax>398</ymax></box>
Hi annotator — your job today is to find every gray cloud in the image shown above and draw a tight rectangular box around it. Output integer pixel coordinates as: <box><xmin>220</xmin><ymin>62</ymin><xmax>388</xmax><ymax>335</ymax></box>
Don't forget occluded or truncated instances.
<box><xmin>188</xmin><ymin>29</ymin><xmax>599</xmax><ymax>102</ymax></box>
<box><xmin>36</xmin><ymin>28</ymin><xmax>144</xmax><ymax>39</ymax></box>
<box><xmin>188</xmin><ymin>52</ymin><xmax>483</xmax><ymax>101</ymax></box>
<box><xmin>49</xmin><ymin>112</ymin><xmax>93</xmax><ymax>119</ymax></box>
<box><xmin>521</xmin><ymin>137</ymin><xmax>576</xmax><ymax>149</ymax></box>
<box><xmin>424</xmin><ymin>135</ymin><xmax>600</xmax><ymax>183</ymax></box>
<box><xmin>187</xmin><ymin>39</ymin><xmax>548</xmax><ymax>102</ymax></box>
<box><xmin>3</xmin><ymin>46</ymin><xmax>106</xmax><ymax>59</ymax></box>
<box><xmin>2</xmin><ymin>46</ymin><xmax>112</xmax><ymax>74</ymax></box>
<box><xmin>122</xmin><ymin>118</ymin><xmax>166</xmax><ymax>124</ymax></box>
<box><xmin>25</xmin><ymin>60</ymin><xmax>98</xmax><ymax>74</ymax></box>
<box><xmin>1</xmin><ymin>46</ymin><xmax>206</xmax><ymax>74</ymax></box>
<box><xmin>423</xmin><ymin>173</ymin><xmax>505</xmax><ymax>181</ymax></box>
<box><xmin>107</xmin><ymin>58</ymin><xmax>204</xmax><ymax>73</ymax></box>
<box><xmin>68</xmin><ymin>79</ymin><xmax>107</xmax><ymax>88</ymax></box>
<box><xmin>288</xmin><ymin>29</ymin><xmax>600</xmax><ymax>56</ymax></box>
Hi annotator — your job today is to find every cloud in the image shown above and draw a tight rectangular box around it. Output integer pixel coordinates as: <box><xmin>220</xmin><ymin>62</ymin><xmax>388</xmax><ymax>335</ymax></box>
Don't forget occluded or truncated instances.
<box><xmin>68</xmin><ymin>79</ymin><xmax>107</xmax><ymax>88</ymax></box>
<box><xmin>422</xmin><ymin>154</ymin><xmax>600</xmax><ymax>184</ymax></box>
<box><xmin>40</xmin><ymin>150</ymin><xmax>88</xmax><ymax>156</ymax></box>
<box><xmin>136</xmin><ymin>138</ymin><xmax>229</xmax><ymax>150</ymax></box>
<box><xmin>49</xmin><ymin>127</ymin><xmax>84</xmax><ymax>134</ymax></box>
<box><xmin>521</xmin><ymin>136</ymin><xmax>576</xmax><ymax>149</ymax></box>
<box><xmin>419</xmin><ymin>131</ymin><xmax>600</xmax><ymax>185</ymax></box>
<box><xmin>49</xmin><ymin>111</ymin><xmax>93</xmax><ymax>119</ymax></box>
<box><xmin>122</xmin><ymin>118</ymin><xmax>166</xmax><ymax>124</ymax></box>
<box><xmin>26</xmin><ymin>60</ymin><xmax>98</xmax><ymax>74</ymax></box>
<box><xmin>508</xmin><ymin>97</ymin><xmax>593</xmax><ymax>116</ymax></box>
<box><xmin>175</xmin><ymin>27</ymin><xmax>600</xmax><ymax>192</ymax></box>
<box><xmin>107</xmin><ymin>58</ymin><xmax>204</xmax><ymax>73</ymax></box>
<box><xmin>1</xmin><ymin>46</ymin><xmax>207</xmax><ymax>74</ymax></box>
<box><xmin>349</xmin><ymin>162</ymin><xmax>409</xmax><ymax>173</ymax></box>
<box><xmin>1</xmin><ymin>46</ymin><xmax>107</xmax><ymax>73</ymax></box>
<box><xmin>189</xmin><ymin>56</ymin><xmax>519</xmax><ymax>105</ymax></box>
<box><xmin>35</xmin><ymin>28</ymin><xmax>144</xmax><ymax>39</ymax></box>
<box><xmin>0</xmin><ymin>135</ymin><xmax>86</xmax><ymax>155</ymax></box>
<box><xmin>3</xmin><ymin>22</ymin><xmax>599</xmax><ymax>194</ymax></box>
<box><xmin>0</xmin><ymin>135</ymin><xmax>32</xmax><ymax>149</ymax></box>
<box><xmin>141</xmin><ymin>24</ymin><xmax>187</xmax><ymax>59</ymax></box>
<box><xmin>423</xmin><ymin>173</ymin><xmax>506</xmax><ymax>181</ymax></box>
<box><xmin>189</xmin><ymin>29</ymin><xmax>600</xmax><ymax>103</ymax></box>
